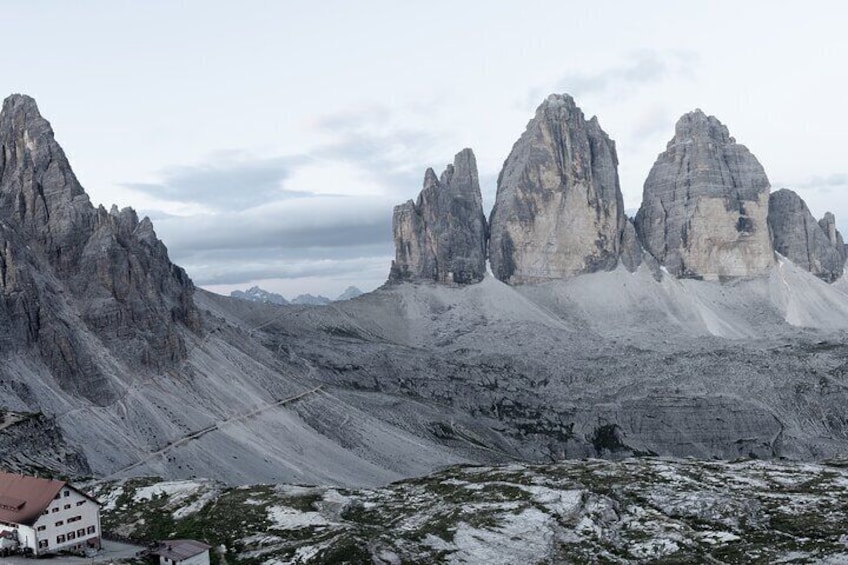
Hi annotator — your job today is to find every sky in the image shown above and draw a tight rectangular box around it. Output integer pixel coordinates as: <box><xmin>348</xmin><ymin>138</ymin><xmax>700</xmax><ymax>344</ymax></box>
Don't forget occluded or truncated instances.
<box><xmin>3</xmin><ymin>1</ymin><xmax>847</xmax><ymax>298</ymax></box>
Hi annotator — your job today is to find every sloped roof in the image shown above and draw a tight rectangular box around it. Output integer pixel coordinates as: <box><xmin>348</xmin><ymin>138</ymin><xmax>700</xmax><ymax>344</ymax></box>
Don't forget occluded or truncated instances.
<box><xmin>153</xmin><ymin>539</ymin><xmax>211</xmax><ymax>561</ymax></box>
<box><xmin>0</xmin><ymin>472</ymin><xmax>66</xmax><ymax>526</ymax></box>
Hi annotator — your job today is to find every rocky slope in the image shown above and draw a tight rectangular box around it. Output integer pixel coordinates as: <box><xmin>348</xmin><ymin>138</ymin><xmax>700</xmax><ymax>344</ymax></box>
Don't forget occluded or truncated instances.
<box><xmin>91</xmin><ymin>458</ymin><xmax>848</xmax><ymax>564</ymax></box>
<box><xmin>769</xmin><ymin>188</ymin><xmax>846</xmax><ymax>282</ymax></box>
<box><xmin>635</xmin><ymin>109</ymin><xmax>774</xmax><ymax>279</ymax></box>
<box><xmin>488</xmin><ymin>94</ymin><xmax>631</xmax><ymax>284</ymax></box>
<box><xmin>390</xmin><ymin>148</ymin><xmax>487</xmax><ymax>285</ymax></box>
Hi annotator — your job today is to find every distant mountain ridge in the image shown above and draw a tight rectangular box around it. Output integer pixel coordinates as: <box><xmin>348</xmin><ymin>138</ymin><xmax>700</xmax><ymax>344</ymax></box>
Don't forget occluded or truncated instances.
<box><xmin>229</xmin><ymin>286</ymin><xmax>363</xmax><ymax>305</ymax></box>
<box><xmin>230</xmin><ymin>286</ymin><xmax>289</xmax><ymax>305</ymax></box>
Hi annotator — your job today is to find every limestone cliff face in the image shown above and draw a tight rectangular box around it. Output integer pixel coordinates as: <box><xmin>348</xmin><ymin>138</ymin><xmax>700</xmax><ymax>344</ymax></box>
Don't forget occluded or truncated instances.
<box><xmin>390</xmin><ymin>148</ymin><xmax>487</xmax><ymax>285</ymax></box>
<box><xmin>768</xmin><ymin>189</ymin><xmax>846</xmax><ymax>282</ymax></box>
<box><xmin>0</xmin><ymin>94</ymin><xmax>199</xmax><ymax>404</ymax></box>
<box><xmin>488</xmin><ymin>94</ymin><xmax>628</xmax><ymax>284</ymax></box>
<box><xmin>635</xmin><ymin>110</ymin><xmax>773</xmax><ymax>279</ymax></box>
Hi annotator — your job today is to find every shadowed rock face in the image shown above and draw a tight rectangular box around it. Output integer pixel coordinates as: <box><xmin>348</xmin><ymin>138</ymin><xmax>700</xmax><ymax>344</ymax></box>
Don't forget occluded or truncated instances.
<box><xmin>390</xmin><ymin>148</ymin><xmax>488</xmax><ymax>285</ymax></box>
<box><xmin>488</xmin><ymin>94</ymin><xmax>628</xmax><ymax>284</ymax></box>
<box><xmin>0</xmin><ymin>94</ymin><xmax>199</xmax><ymax>404</ymax></box>
<box><xmin>769</xmin><ymin>188</ymin><xmax>846</xmax><ymax>282</ymax></box>
<box><xmin>635</xmin><ymin>110</ymin><xmax>774</xmax><ymax>279</ymax></box>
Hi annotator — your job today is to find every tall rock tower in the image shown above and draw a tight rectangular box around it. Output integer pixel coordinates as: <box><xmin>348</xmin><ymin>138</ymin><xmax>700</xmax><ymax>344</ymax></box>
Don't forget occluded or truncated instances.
<box><xmin>768</xmin><ymin>188</ymin><xmax>846</xmax><ymax>282</ymax></box>
<box><xmin>635</xmin><ymin>110</ymin><xmax>773</xmax><ymax>279</ymax></box>
<box><xmin>389</xmin><ymin>148</ymin><xmax>488</xmax><ymax>285</ymax></box>
<box><xmin>488</xmin><ymin>94</ymin><xmax>630</xmax><ymax>284</ymax></box>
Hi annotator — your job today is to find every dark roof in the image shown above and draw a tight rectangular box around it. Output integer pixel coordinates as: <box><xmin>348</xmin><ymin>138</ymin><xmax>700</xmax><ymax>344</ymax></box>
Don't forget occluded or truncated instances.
<box><xmin>153</xmin><ymin>539</ymin><xmax>211</xmax><ymax>561</ymax></box>
<box><xmin>0</xmin><ymin>472</ymin><xmax>66</xmax><ymax>526</ymax></box>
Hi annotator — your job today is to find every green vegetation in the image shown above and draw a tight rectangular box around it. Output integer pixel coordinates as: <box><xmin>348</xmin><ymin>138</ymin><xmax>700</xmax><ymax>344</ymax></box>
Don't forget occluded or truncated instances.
<box><xmin>92</xmin><ymin>458</ymin><xmax>848</xmax><ymax>564</ymax></box>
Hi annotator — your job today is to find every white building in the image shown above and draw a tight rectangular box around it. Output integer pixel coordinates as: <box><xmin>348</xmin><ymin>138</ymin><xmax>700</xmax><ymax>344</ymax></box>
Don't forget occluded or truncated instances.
<box><xmin>153</xmin><ymin>539</ymin><xmax>211</xmax><ymax>565</ymax></box>
<box><xmin>0</xmin><ymin>471</ymin><xmax>101</xmax><ymax>556</ymax></box>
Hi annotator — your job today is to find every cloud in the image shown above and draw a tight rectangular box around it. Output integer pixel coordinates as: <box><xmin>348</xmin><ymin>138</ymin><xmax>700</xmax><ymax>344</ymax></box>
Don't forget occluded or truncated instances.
<box><xmin>177</xmin><ymin>253</ymin><xmax>391</xmax><ymax>287</ymax></box>
<box><xmin>630</xmin><ymin>105</ymin><xmax>675</xmax><ymax>141</ymax></box>
<box><xmin>310</xmin><ymin>110</ymin><xmax>442</xmax><ymax>195</ymax></box>
<box><xmin>792</xmin><ymin>173</ymin><xmax>848</xmax><ymax>191</ymax></box>
<box><xmin>123</xmin><ymin>104</ymin><xmax>451</xmax><ymax>293</ymax></box>
<box><xmin>154</xmin><ymin>195</ymin><xmax>391</xmax><ymax>251</ymax></box>
<box><xmin>123</xmin><ymin>154</ymin><xmax>313</xmax><ymax>211</ymax></box>
<box><xmin>530</xmin><ymin>50</ymin><xmax>699</xmax><ymax>104</ymax></box>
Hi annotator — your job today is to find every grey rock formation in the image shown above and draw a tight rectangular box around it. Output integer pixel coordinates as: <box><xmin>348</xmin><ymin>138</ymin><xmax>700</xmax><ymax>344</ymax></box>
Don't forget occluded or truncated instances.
<box><xmin>635</xmin><ymin>109</ymin><xmax>773</xmax><ymax>279</ymax></box>
<box><xmin>768</xmin><ymin>188</ymin><xmax>846</xmax><ymax>282</ymax></box>
<box><xmin>336</xmin><ymin>286</ymin><xmax>363</xmax><ymax>301</ymax></box>
<box><xmin>488</xmin><ymin>94</ymin><xmax>628</xmax><ymax>284</ymax></box>
<box><xmin>231</xmin><ymin>286</ymin><xmax>289</xmax><ymax>305</ymax></box>
<box><xmin>818</xmin><ymin>212</ymin><xmax>845</xmax><ymax>254</ymax></box>
<box><xmin>0</xmin><ymin>94</ymin><xmax>198</xmax><ymax>403</ymax></box>
<box><xmin>390</xmin><ymin>148</ymin><xmax>487</xmax><ymax>285</ymax></box>
<box><xmin>620</xmin><ymin>218</ymin><xmax>643</xmax><ymax>272</ymax></box>
<box><xmin>0</xmin><ymin>412</ymin><xmax>90</xmax><ymax>477</ymax></box>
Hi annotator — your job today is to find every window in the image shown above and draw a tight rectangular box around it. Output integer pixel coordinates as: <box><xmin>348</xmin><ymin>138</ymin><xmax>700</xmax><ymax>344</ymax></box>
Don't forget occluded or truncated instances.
<box><xmin>51</xmin><ymin>508</ymin><xmax>59</xmax><ymax>513</ymax></box>
<box><xmin>67</xmin><ymin>531</ymin><xmax>76</xmax><ymax>540</ymax></box>
<box><xmin>54</xmin><ymin>493</ymin><xmax>60</xmax><ymax>500</ymax></box>
<box><xmin>86</xmin><ymin>526</ymin><xmax>95</xmax><ymax>534</ymax></box>
<box><xmin>56</xmin><ymin>534</ymin><xmax>65</xmax><ymax>544</ymax></box>
<box><xmin>38</xmin><ymin>540</ymin><xmax>48</xmax><ymax>549</ymax></box>
<box><xmin>42</xmin><ymin>510</ymin><xmax>48</xmax><ymax>515</ymax></box>
<box><xmin>76</xmin><ymin>500</ymin><xmax>86</xmax><ymax>506</ymax></box>
<box><xmin>63</xmin><ymin>490</ymin><xmax>69</xmax><ymax>497</ymax></box>
<box><xmin>63</xmin><ymin>504</ymin><xmax>71</xmax><ymax>510</ymax></box>
<box><xmin>68</xmin><ymin>516</ymin><xmax>81</xmax><ymax>523</ymax></box>
<box><xmin>37</xmin><ymin>525</ymin><xmax>46</xmax><ymax>532</ymax></box>
<box><xmin>55</xmin><ymin>521</ymin><xmax>63</xmax><ymax>527</ymax></box>
<box><xmin>77</xmin><ymin>529</ymin><xmax>85</xmax><ymax>537</ymax></box>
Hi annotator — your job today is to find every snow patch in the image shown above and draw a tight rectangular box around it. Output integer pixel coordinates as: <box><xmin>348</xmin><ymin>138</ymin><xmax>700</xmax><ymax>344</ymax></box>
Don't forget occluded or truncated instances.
<box><xmin>448</xmin><ymin>507</ymin><xmax>554</xmax><ymax>564</ymax></box>
<box><xmin>267</xmin><ymin>505</ymin><xmax>331</xmax><ymax>529</ymax></box>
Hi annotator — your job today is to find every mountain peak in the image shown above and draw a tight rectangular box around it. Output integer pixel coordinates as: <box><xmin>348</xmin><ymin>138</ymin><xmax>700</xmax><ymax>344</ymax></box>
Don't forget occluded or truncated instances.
<box><xmin>0</xmin><ymin>92</ymin><xmax>199</xmax><ymax>404</ymax></box>
<box><xmin>1</xmin><ymin>93</ymin><xmax>42</xmax><ymax>118</ymax></box>
<box><xmin>671</xmin><ymin>109</ymin><xmax>734</xmax><ymax>146</ymax></box>
<box><xmin>636</xmin><ymin>110</ymin><xmax>771</xmax><ymax>279</ymax></box>
<box><xmin>540</xmin><ymin>92</ymin><xmax>577</xmax><ymax>109</ymax></box>
<box><xmin>489</xmin><ymin>93</ymin><xmax>629</xmax><ymax>283</ymax></box>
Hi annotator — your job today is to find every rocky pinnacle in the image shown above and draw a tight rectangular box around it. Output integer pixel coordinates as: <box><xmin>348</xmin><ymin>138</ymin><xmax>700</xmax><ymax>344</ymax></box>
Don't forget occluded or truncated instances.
<box><xmin>488</xmin><ymin>94</ymin><xmax>630</xmax><ymax>284</ymax></box>
<box><xmin>635</xmin><ymin>109</ymin><xmax>774</xmax><ymax>279</ymax></box>
<box><xmin>389</xmin><ymin>148</ymin><xmax>488</xmax><ymax>285</ymax></box>
<box><xmin>769</xmin><ymin>188</ymin><xmax>846</xmax><ymax>282</ymax></box>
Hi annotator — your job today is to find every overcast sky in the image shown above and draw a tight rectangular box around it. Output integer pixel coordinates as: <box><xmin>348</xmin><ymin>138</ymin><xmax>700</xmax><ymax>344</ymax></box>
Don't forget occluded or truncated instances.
<box><xmin>3</xmin><ymin>1</ymin><xmax>847</xmax><ymax>298</ymax></box>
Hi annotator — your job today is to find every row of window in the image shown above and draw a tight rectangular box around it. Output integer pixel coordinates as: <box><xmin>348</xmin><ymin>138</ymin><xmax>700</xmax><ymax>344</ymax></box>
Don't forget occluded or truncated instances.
<box><xmin>41</xmin><ymin>500</ymin><xmax>87</xmax><ymax>516</ymax></box>
<box><xmin>37</xmin><ymin>525</ymin><xmax>96</xmax><ymax>548</ymax></box>
<box><xmin>36</xmin><ymin>515</ymin><xmax>84</xmax><ymax>531</ymax></box>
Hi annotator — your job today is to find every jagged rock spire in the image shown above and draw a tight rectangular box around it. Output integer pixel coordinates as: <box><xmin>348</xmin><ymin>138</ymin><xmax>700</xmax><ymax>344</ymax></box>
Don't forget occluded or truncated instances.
<box><xmin>635</xmin><ymin>109</ymin><xmax>773</xmax><ymax>279</ymax></box>
<box><xmin>488</xmin><ymin>94</ymin><xmax>630</xmax><ymax>284</ymax></box>
<box><xmin>769</xmin><ymin>188</ymin><xmax>846</xmax><ymax>282</ymax></box>
<box><xmin>390</xmin><ymin>148</ymin><xmax>488</xmax><ymax>285</ymax></box>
